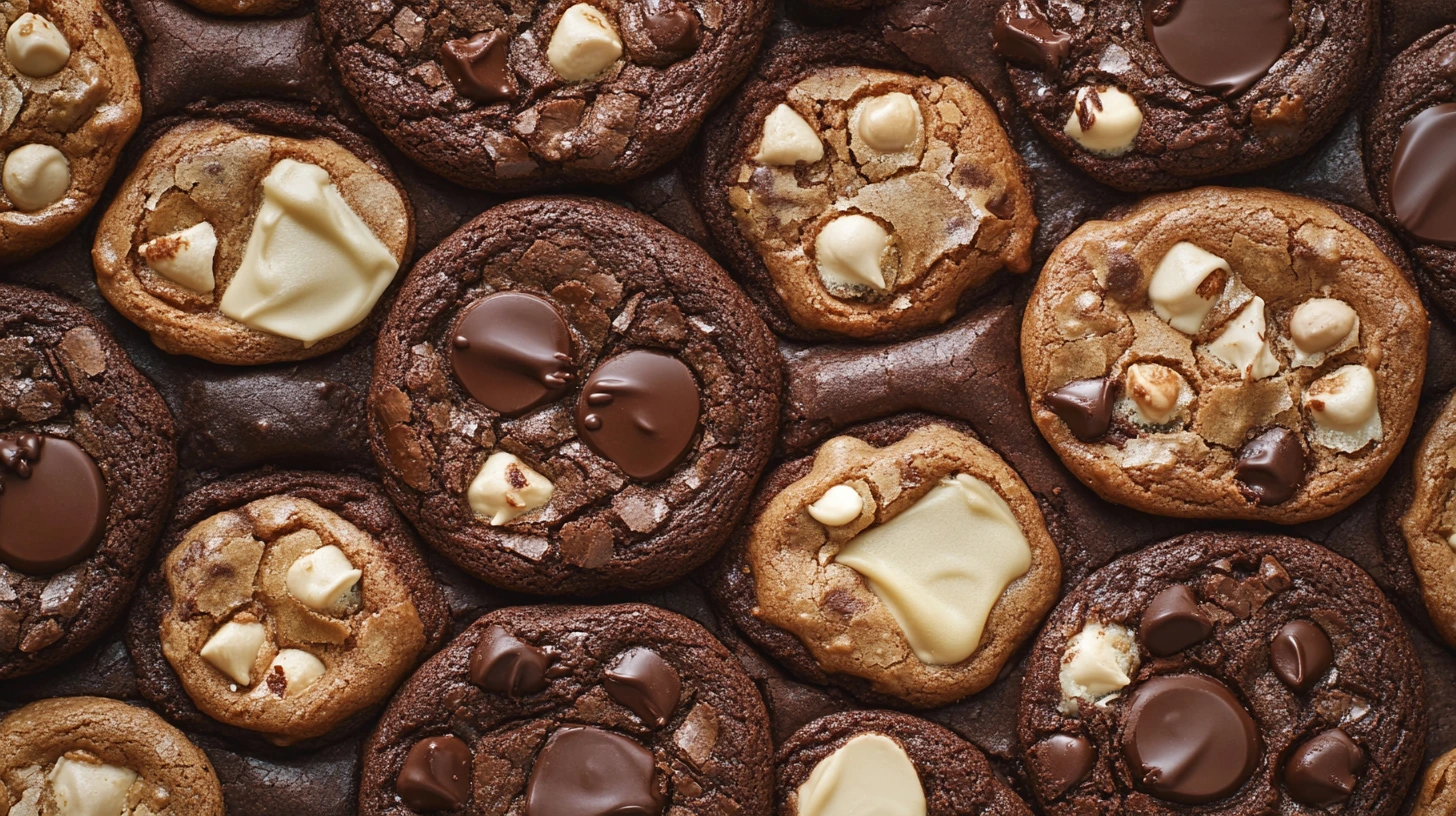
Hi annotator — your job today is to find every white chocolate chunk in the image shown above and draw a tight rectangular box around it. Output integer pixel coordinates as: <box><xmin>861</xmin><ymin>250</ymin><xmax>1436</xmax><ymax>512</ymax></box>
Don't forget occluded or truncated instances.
<box><xmin>5</xmin><ymin>13</ymin><xmax>70</xmax><ymax>78</ymax></box>
<box><xmin>138</xmin><ymin>222</ymin><xmax>218</xmax><ymax>294</ymax></box>
<box><xmin>1124</xmin><ymin>363</ymin><xmax>1185</xmax><ymax>425</ymax></box>
<box><xmin>796</xmin><ymin>734</ymin><xmax>927</xmax><ymax>816</ymax></box>
<box><xmin>262</xmin><ymin>649</ymin><xmax>325</xmax><ymax>698</ymax></box>
<box><xmin>754</xmin><ymin>104</ymin><xmax>824</xmax><ymax>166</ymax></box>
<box><xmin>546</xmin><ymin>4</ymin><xmax>622</xmax><ymax>81</ymax></box>
<box><xmin>1059</xmin><ymin>620</ymin><xmax>1139</xmax><ymax>714</ymax></box>
<box><xmin>468</xmin><ymin>452</ymin><xmax>555</xmax><ymax>526</ymax></box>
<box><xmin>815</xmin><ymin>214</ymin><xmax>892</xmax><ymax>291</ymax></box>
<box><xmin>2</xmin><ymin>143</ymin><xmax>70</xmax><ymax>211</ymax></box>
<box><xmin>854</xmin><ymin>93</ymin><xmax>922</xmax><ymax>153</ymax></box>
<box><xmin>1063</xmin><ymin>86</ymin><xmax>1142</xmax><ymax>156</ymax></box>
<box><xmin>1304</xmin><ymin>365</ymin><xmax>1382</xmax><ymax>452</ymax></box>
<box><xmin>286</xmin><ymin>545</ymin><xmax>362</xmax><ymax>613</ymax></box>
<box><xmin>199</xmin><ymin>620</ymin><xmax>266</xmax><ymax>686</ymax></box>
<box><xmin>835</xmin><ymin>474</ymin><xmax>1032</xmax><ymax>665</ymax></box>
<box><xmin>807</xmin><ymin>484</ymin><xmax>864</xmax><ymax>527</ymax></box>
<box><xmin>1148</xmin><ymin>242</ymin><xmax>1228</xmax><ymax>333</ymax></box>
<box><xmin>219</xmin><ymin>159</ymin><xmax>399</xmax><ymax>345</ymax></box>
<box><xmin>47</xmin><ymin>756</ymin><xmax>137</xmax><ymax>816</ymax></box>
<box><xmin>1290</xmin><ymin>298</ymin><xmax>1358</xmax><ymax>356</ymax></box>
<box><xmin>1207</xmin><ymin>297</ymin><xmax>1280</xmax><ymax>380</ymax></box>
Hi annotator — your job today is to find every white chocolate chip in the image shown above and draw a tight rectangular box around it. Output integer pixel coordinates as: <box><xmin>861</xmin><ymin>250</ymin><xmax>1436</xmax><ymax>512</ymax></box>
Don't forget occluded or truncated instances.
<box><xmin>546</xmin><ymin>4</ymin><xmax>622</xmax><ymax>81</ymax></box>
<box><xmin>1124</xmin><ymin>363</ymin><xmax>1185</xmax><ymax>425</ymax></box>
<box><xmin>468</xmin><ymin>452</ymin><xmax>555</xmax><ymax>526</ymax></box>
<box><xmin>200</xmin><ymin>620</ymin><xmax>267</xmax><ymax>686</ymax></box>
<box><xmin>262</xmin><ymin>649</ymin><xmax>325</xmax><ymax>698</ymax></box>
<box><xmin>796</xmin><ymin>734</ymin><xmax>927</xmax><ymax>816</ymax></box>
<box><xmin>5</xmin><ymin>13</ymin><xmax>71</xmax><ymax>78</ymax></box>
<box><xmin>807</xmin><ymin>484</ymin><xmax>864</xmax><ymax>527</ymax></box>
<box><xmin>754</xmin><ymin>104</ymin><xmax>824</xmax><ymax>166</ymax></box>
<box><xmin>815</xmin><ymin>214</ymin><xmax>892</xmax><ymax>292</ymax></box>
<box><xmin>1059</xmin><ymin>620</ymin><xmax>1139</xmax><ymax>714</ymax></box>
<box><xmin>47</xmin><ymin>756</ymin><xmax>137</xmax><ymax>816</ymax></box>
<box><xmin>286</xmin><ymin>545</ymin><xmax>362</xmax><ymax>614</ymax></box>
<box><xmin>2</xmin><ymin>143</ymin><xmax>70</xmax><ymax>211</ymax></box>
<box><xmin>138</xmin><ymin>222</ymin><xmax>218</xmax><ymax>294</ymax></box>
<box><xmin>1063</xmin><ymin>86</ymin><xmax>1142</xmax><ymax>156</ymax></box>
<box><xmin>1290</xmin><ymin>298</ymin><xmax>1358</xmax><ymax>356</ymax></box>
<box><xmin>1304</xmin><ymin>365</ymin><xmax>1382</xmax><ymax>452</ymax></box>
<box><xmin>854</xmin><ymin>92</ymin><xmax>922</xmax><ymax>153</ymax></box>
<box><xmin>1148</xmin><ymin>242</ymin><xmax>1228</xmax><ymax>333</ymax></box>
<box><xmin>1207</xmin><ymin>297</ymin><xmax>1281</xmax><ymax>380</ymax></box>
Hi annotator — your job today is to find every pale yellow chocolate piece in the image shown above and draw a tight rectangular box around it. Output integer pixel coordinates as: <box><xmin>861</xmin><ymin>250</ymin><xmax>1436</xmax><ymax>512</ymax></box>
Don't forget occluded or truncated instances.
<box><xmin>1304</xmin><ymin>365</ymin><xmax>1381</xmax><ymax>452</ymax></box>
<box><xmin>286</xmin><ymin>545</ymin><xmax>362</xmax><ymax>614</ymax></box>
<box><xmin>219</xmin><ymin>159</ymin><xmax>400</xmax><ymax>345</ymax></box>
<box><xmin>1064</xmin><ymin>86</ymin><xmax>1142</xmax><ymax>156</ymax></box>
<box><xmin>468</xmin><ymin>452</ymin><xmax>555</xmax><ymax>526</ymax></box>
<box><xmin>199</xmin><ymin>620</ymin><xmax>267</xmax><ymax>686</ymax></box>
<box><xmin>853</xmin><ymin>93</ymin><xmax>922</xmax><ymax>153</ymax></box>
<box><xmin>754</xmin><ymin>104</ymin><xmax>824</xmax><ymax>166</ymax></box>
<box><xmin>139</xmin><ymin>222</ymin><xmax>217</xmax><ymax>294</ymax></box>
<box><xmin>1148</xmin><ymin>242</ymin><xmax>1228</xmax><ymax>333</ymax></box>
<box><xmin>3</xmin><ymin>144</ymin><xmax>70</xmax><ymax>212</ymax></box>
<box><xmin>1206</xmin><ymin>297</ymin><xmax>1280</xmax><ymax>380</ymax></box>
<box><xmin>1291</xmin><ymin>298</ymin><xmax>1358</xmax><ymax>355</ymax></box>
<box><xmin>807</xmin><ymin>484</ymin><xmax>865</xmax><ymax>527</ymax></box>
<box><xmin>47</xmin><ymin>756</ymin><xmax>137</xmax><ymax>816</ymax></box>
<box><xmin>1059</xmin><ymin>620</ymin><xmax>1139</xmax><ymax>714</ymax></box>
<box><xmin>795</xmin><ymin>734</ymin><xmax>926</xmax><ymax>816</ymax></box>
<box><xmin>259</xmin><ymin>649</ymin><xmax>325</xmax><ymax>700</ymax></box>
<box><xmin>5</xmin><ymin>13</ymin><xmax>70</xmax><ymax>78</ymax></box>
<box><xmin>546</xmin><ymin>4</ymin><xmax>622</xmax><ymax>81</ymax></box>
<box><xmin>815</xmin><ymin>214</ymin><xmax>892</xmax><ymax>292</ymax></box>
<box><xmin>1124</xmin><ymin>363</ymin><xmax>1184</xmax><ymax>425</ymax></box>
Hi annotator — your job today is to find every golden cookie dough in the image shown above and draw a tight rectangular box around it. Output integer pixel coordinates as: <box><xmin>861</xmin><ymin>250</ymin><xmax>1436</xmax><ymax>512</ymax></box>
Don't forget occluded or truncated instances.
<box><xmin>1400</xmin><ymin>392</ymin><xmax>1456</xmax><ymax>650</ymax></box>
<box><xmin>1413</xmin><ymin>747</ymin><xmax>1456</xmax><ymax>816</ymax></box>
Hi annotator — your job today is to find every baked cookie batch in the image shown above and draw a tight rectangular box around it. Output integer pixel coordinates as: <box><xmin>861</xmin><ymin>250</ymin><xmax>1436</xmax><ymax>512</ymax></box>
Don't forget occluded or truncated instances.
<box><xmin>2</xmin><ymin>0</ymin><xmax>1456</xmax><ymax>813</ymax></box>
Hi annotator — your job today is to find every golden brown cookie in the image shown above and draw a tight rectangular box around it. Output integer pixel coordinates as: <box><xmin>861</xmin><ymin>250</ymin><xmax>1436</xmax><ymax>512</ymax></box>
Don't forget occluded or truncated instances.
<box><xmin>1413</xmin><ymin>747</ymin><xmax>1456</xmax><ymax>816</ymax></box>
<box><xmin>1399</xmin><ymin>392</ymin><xmax>1456</xmax><ymax>649</ymax></box>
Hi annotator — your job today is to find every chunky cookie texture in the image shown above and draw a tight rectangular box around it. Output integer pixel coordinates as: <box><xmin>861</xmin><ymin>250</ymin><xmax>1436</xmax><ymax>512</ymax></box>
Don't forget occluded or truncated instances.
<box><xmin>993</xmin><ymin>0</ymin><xmax>1377</xmax><ymax>191</ymax></box>
<box><xmin>1018</xmin><ymin>534</ymin><xmax>1425</xmax><ymax>815</ymax></box>
<box><xmin>369</xmin><ymin>196</ymin><xmax>780</xmax><ymax>596</ymax></box>
<box><xmin>693</xmin><ymin>33</ymin><xmax>1036</xmax><ymax>341</ymax></box>
<box><xmin>359</xmin><ymin>604</ymin><xmax>773</xmax><ymax>816</ymax></box>
<box><xmin>1</xmin><ymin>0</ymin><xmax>141</xmax><ymax>259</ymax></box>
<box><xmin>317</xmin><ymin>0</ymin><xmax>770</xmax><ymax>191</ymax></box>
<box><xmin>93</xmin><ymin>107</ymin><xmax>415</xmax><ymax>366</ymax></box>
<box><xmin>1398</xmin><ymin>392</ymin><xmax>1456</xmax><ymax>649</ymax></box>
<box><xmin>1022</xmin><ymin>187</ymin><xmax>1427</xmax><ymax>523</ymax></box>
<box><xmin>1413</xmin><ymin>747</ymin><xmax>1456</xmax><ymax>816</ymax></box>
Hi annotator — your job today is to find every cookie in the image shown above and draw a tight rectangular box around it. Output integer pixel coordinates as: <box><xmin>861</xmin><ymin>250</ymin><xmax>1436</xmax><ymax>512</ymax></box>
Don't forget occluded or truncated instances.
<box><xmin>369</xmin><ymin>195</ymin><xmax>781</xmax><ymax>596</ymax></box>
<box><xmin>1363</xmin><ymin>26</ymin><xmax>1456</xmax><ymax>321</ymax></box>
<box><xmin>0</xmin><ymin>696</ymin><xmax>225</xmax><ymax>815</ymax></box>
<box><xmin>1</xmin><ymin>0</ymin><xmax>142</xmax><ymax>259</ymax></box>
<box><xmin>776</xmin><ymin>711</ymin><xmax>1035</xmax><ymax>815</ymax></box>
<box><xmin>317</xmin><ymin>0</ymin><xmax>770</xmax><ymax>192</ymax></box>
<box><xmin>1397</xmin><ymin>391</ymin><xmax>1456</xmax><ymax>649</ymax></box>
<box><xmin>1021</xmin><ymin>186</ymin><xmax>1427</xmax><ymax>523</ymax></box>
<box><xmin>1412</xmin><ymin>747</ymin><xmax>1456</xmax><ymax>816</ymax></box>
<box><xmin>690</xmin><ymin>33</ymin><xmax>1037</xmax><ymax>342</ymax></box>
<box><xmin>177</xmin><ymin>0</ymin><xmax>305</xmax><ymax>18</ymax></box>
<box><xmin>1018</xmin><ymin>533</ymin><xmax>1425</xmax><ymax>815</ymax></box>
<box><xmin>127</xmin><ymin>470</ymin><xmax>450</xmax><ymax>747</ymax></box>
<box><xmin>92</xmin><ymin>104</ymin><xmax>416</xmax><ymax>365</ymax></box>
<box><xmin>359</xmin><ymin>603</ymin><xmax>773</xmax><ymax>815</ymax></box>
<box><xmin>709</xmin><ymin>414</ymin><xmax>1061</xmax><ymax>708</ymax></box>
<box><xmin>0</xmin><ymin>283</ymin><xmax>176</xmax><ymax>679</ymax></box>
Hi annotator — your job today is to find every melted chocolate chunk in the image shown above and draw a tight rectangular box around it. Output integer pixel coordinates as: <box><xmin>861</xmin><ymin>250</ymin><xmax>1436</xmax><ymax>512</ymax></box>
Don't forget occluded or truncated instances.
<box><xmin>470</xmin><ymin>625</ymin><xmax>552</xmax><ymax>696</ymax></box>
<box><xmin>1234</xmin><ymin>428</ymin><xmax>1305</xmax><ymax>505</ymax></box>
<box><xmin>450</xmin><ymin>292</ymin><xmax>575</xmax><ymax>416</ymax></box>
<box><xmin>440</xmin><ymin>31</ymin><xmax>518</xmax><ymax>104</ymax></box>
<box><xmin>0</xmin><ymin>435</ymin><xmax>109</xmax><ymax>574</ymax></box>
<box><xmin>1122</xmin><ymin>674</ymin><xmax>1262</xmax><ymax>804</ymax></box>
<box><xmin>1285</xmin><ymin>729</ymin><xmax>1365</xmax><ymax>805</ymax></box>
<box><xmin>525</xmin><ymin>726</ymin><xmax>665</xmax><ymax>816</ymax></box>
<box><xmin>1140</xmin><ymin>585</ymin><xmax>1214</xmax><ymax>656</ymax></box>
<box><xmin>1390</xmin><ymin>103</ymin><xmax>1456</xmax><ymax>248</ymax></box>
<box><xmin>1143</xmin><ymin>0</ymin><xmax>1293</xmax><ymax>96</ymax></box>
<box><xmin>1044</xmin><ymin>378</ymin><xmax>1115</xmax><ymax>441</ymax></box>
<box><xmin>604</xmin><ymin>647</ymin><xmax>682</xmax><ymax>727</ymax></box>
<box><xmin>1028</xmin><ymin>733</ymin><xmax>1095</xmax><ymax>799</ymax></box>
<box><xmin>575</xmin><ymin>351</ymin><xmax>701</xmax><ymax>481</ymax></box>
<box><xmin>397</xmin><ymin>735</ymin><xmax>473</xmax><ymax>811</ymax></box>
<box><xmin>1270</xmin><ymin>619</ymin><xmax>1333</xmax><ymax>691</ymax></box>
<box><xmin>993</xmin><ymin>0</ymin><xmax>1072</xmax><ymax>71</ymax></box>
<box><xmin>641</xmin><ymin>0</ymin><xmax>701</xmax><ymax>53</ymax></box>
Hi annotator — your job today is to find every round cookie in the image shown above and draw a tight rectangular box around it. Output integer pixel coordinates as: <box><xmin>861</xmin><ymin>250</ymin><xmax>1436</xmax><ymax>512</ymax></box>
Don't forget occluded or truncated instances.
<box><xmin>0</xmin><ymin>697</ymin><xmax>224</xmax><ymax>815</ymax></box>
<box><xmin>708</xmin><ymin>413</ymin><xmax>1061</xmax><ymax>709</ymax></box>
<box><xmin>691</xmin><ymin>33</ymin><xmax>1037</xmax><ymax>342</ymax></box>
<box><xmin>1</xmin><ymin>0</ymin><xmax>141</xmax><ymax>260</ymax></box>
<box><xmin>1412</xmin><ymin>747</ymin><xmax>1456</xmax><ymax>816</ymax></box>
<box><xmin>1398</xmin><ymin>391</ymin><xmax>1456</xmax><ymax>649</ymax></box>
<box><xmin>1018</xmin><ymin>533</ymin><xmax>1425</xmax><ymax>815</ymax></box>
<box><xmin>369</xmin><ymin>195</ymin><xmax>780</xmax><ymax>596</ymax></box>
<box><xmin>1021</xmin><ymin>187</ymin><xmax>1427</xmax><ymax>523</ymax></box>
<box><xmin>1363</xmin><ymin>26</ymin><xmax>1456</xmax><ymax>321</ymax></box>
<box><xmin>317</xmin><ymin>0</ymin><xmax>771</xmax><ymax>192</ymax></box>
<box><xmin>776</xmin><ymin>711</ymin><xmax>1035</xmax><ymax>815</ymax></box>
<box><xmin>126</xmin><ymin>470</ymin><xmax>450</xmax><ymax>747</ymax></box>
<box><xmin>359</xmin><ymin>603</ymin><xmax>773</xmax><ymax>815</ymax></box>
<box><xmin>993</xmin><ymin>0</ymin><xmax>1377</xmax><ymax>191</ymax></box>
<box><xmin>92</xmin><ymin>104</ymin><xmax>416</xmax><ymax>366</ymax></box>
<box><xmin>0</xmin><ymin>283</ymin><xmax>176</xmax><ymax>679</ymax></box>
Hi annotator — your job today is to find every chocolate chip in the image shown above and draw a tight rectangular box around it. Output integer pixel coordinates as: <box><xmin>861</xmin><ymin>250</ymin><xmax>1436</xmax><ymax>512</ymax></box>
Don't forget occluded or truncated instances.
<box><xmin>1270</xmin><ymin>620</ymin><xmax>1332</xmax><ymax>691</ymax></box>
<box><xmin>604</xmin><ymin>647</ymin><xmax>682</xmax><ymax>727</ymax></box>
<box><xmin>1142</xmin><ymin>0</ymin><xmax>1293</xmax><ymax>96</ymax></box>
<box><xmin>449</xmin><ymin>292</ymin><xmax>575</xmax><ymax>416</ymax></box>
<box><xmin>1234</xmin><ymin>428</ymin><xmax>1305</xmax><ymax>505</ymax></box>
<box><xmin>440</xmin><ymin>31</ymin><xmax>518</xmax><ymax>104</ymax></box>
<box><xmin>1028</xmin><ymin>733</ymin><xmax>1095</xmax><ymax>799</ymax></box>
<box><xmin>397</xmin><ymin>735</ymin><xmax>473</xmax><ymax>811</ymax></box>
<box><xmin>993</xmin><ymin>0</ymin><xmax>1071</xmax><ymax>71</ymax></box>
<box><xmin>1390</xmin><ymin>103</ymin><xmax>1456</xmax><ymax>248</ymax></box>
<box><xmin>1122</xmin><ymin>674</ymin><xmax>1262</xmax><ymax>804</ymax></box>
<box><xmin>469</xmin><ymin>625</ymin><xmax>553</xmax><ymax>696</ymax></box>
<box><xmin>1044</xmin><ymin>378</ymin><xmax>1115</xmax><ymax>441</ymax></box>
<box><xmin>641</xmin><ymin>0</ymin><xmax>701</xmax><ymax>53</ymax></box>
<box><xmin>575</xmin><ymin>351</ymin><xmax>701</xmax><ymax>481</ymax></box>
<box><xmin>1140</xmin><ymin>585</ymin><xmax>1214</xmax><ymax>656</ymax></box>
<box><xmin>1285</xmin><ymin>729</ymin><xmax>1365</xmax><ymax>805</ymax></box>
<box><xmin>525</xmin><ymin>727</ymin><xmax>664</xmax><ymax>815</ymax></box>
<box><xmin>0</xmin><ymin>435</ymin><xmax>109</xmax><ymax>574</ymax></box>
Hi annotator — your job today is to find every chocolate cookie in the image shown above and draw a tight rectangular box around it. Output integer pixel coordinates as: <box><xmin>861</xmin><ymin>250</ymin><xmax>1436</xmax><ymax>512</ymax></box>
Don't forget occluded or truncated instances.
<box><xmin>776</xmin><ymin>711</ymin><xmax>1035</xmax><ymax>815</ymax></box>
<box><xmin>708</xmin><ymin>413</ymin><xmax>1061</xmax><ymax>709</ymax></box>
<box><xmin>369</xmin><ymin>196</ymin><xmax>780</xmax><ymax>596</ymax></box>
<box><xmin>127</xmin><ymin>470</ymin><xmax>450</xmax><ymax>747</ymax></box>
<box><xmin>0</xmin><ymin>284</ymin><xmax>176</xmax><ymax>679</ymax></box>
<box><xmin>1363</xmin><ymin>26</ymin><xmax>1456</xmax><ymax>321</ymax></box>
<box><xmin>993</xmin><ymin>0</ymin><xmax>1378</xmax><ymax>191</ymax></box>
<box><xmin>93</xmin><ymin>104</ymin><xmax>415</xmax><ymax>365</ymax></box>
<box><xmin>690</xmin><ymin>33</ymin><xmax>1037</xmax><ymax>342</ymax></box>
<box><xmin>2</xmin><ymin>0</ymin><xmax>142</xmax><ymax>259</ymax></box>
<box><xmin>0</xmin><ymin>696</ymin><xmax>225</xmax><ymax>815</ymax></box>
<box><xmin>359</xmin><ymin>603</ymin><xmax>773</xmax><ymax>815</ymax></box>
<box><xmin>1022</xmin><ymin>187</ymin><xmax>1427</xmax><ymax>523</ymax></box>
<box><xmin>317</xmin><ymin>0</ymin><xmax>770</xmax><ymax>192</ymax></box>
<box><xmin>1018</xmin><ymin>533</ymin><xmax>1425</xmax><ymax>815</ymax></box>
<box><xmin>1397</xmin><ymin>391</ymin><xmax>1456</xmax><ymax>649</ymax></box>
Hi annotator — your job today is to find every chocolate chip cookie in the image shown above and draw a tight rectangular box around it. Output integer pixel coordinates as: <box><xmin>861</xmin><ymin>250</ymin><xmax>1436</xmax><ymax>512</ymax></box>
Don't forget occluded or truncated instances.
<box><xmin>359</xmin><ymin>603</ymin><xmax>773</xmax><ymax>815</ymax></box>
<box><xmin>994</xmin><ymin>0</ymin><xmax>1378</xmax><ymax>191</ymax></box>
<box><xmin>0</xmin><ymin>283</ymin><xmax>176</xmax><ymax>679</ymax></box>
<box><xmin>1412</xmin><ymin>746</ymin><xmax>1456</xmax><ymax>816</ymax></box>
<box><xmin>317</xmin><ymin>0</ymin><xmax>770</xmax><ymax>192</ymax></box>
<box><xmin>93</xmin><ymin>103</ymin><xmax>415</xmax><ymax>365</ymax></box>
<box><xmin>691</xmin><ymin>33</ymin><xmax>1037</xmax><ymax>342</ymax></box>
<box><xmin>1018</xmin><ymin>533</ymin><xmax>1425</xmax><ymax>815</ymax></box>
<box><xmin>1022</xmin><ymin>186</ymin><xmax>1427</xmax><ymax>523</ymax></box>
<box><xmin>777</xmin><ymin>710</ymin><xmax>1035</xmax><ymax>815</ymax></box>
<box><xmin>369</xmin><ymin>195</ymin><xmax>781</xmax><ymax>596</ymax></box>
<box><xmin>127</xmin><ymin>470</ymin><xmax>450</xmax><ymax>747</ymax></box>
<box><xmin>708</xmin><ymin>413</ymin><xmax>1061</xmax><ymax>709</ymax></box>
<box><xmin>1397</xmin><ymin>391</ymin><xmax>1456</xmax><ymax>649</ymax></box>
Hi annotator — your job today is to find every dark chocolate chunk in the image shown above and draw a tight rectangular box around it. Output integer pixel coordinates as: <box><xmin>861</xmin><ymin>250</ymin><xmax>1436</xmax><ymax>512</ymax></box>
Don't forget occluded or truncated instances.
<box><xmin>1043</xmin><ymin>378</ymin><xmax>1114</xmax><ymax>441</ymax></box>
<box><xmin>525</xmin><ymin>726</ymin><xmax>665</xmax><ymax>816</ymax></box>
<box><xmin>1140</xmin><ymin>585</ymin><xmax>1214</xmax><ymax>656</ymax></box>
<box><xmin>470</xmin><ymin>625</ymin><xmax>552</xmax><ymax>696</ymax></box>
<box><xmin>397</xmin><ymin>735</ymin><xmax>473</xmax><ymax>811</ymax></box>
<box><xmin>1122</xmin><ymin>674</ymin><xmax>1262</xmax><ymax>804</ymax></box>
<box><xmin>576</xmin><ymin>351</ymin><xmax>701</xmax><ymax>481</ymax></box>
<box><xmin>1143</xmin><ymin>0</ymin><xmax>1293</xmax><ymax>96</ymax></box>
<box><xmin>0</xmin><ymin>436</ymin><xmax>109</xmax><ymax>574</ymax></box>
<box><xmin>1234</xmin><ymin>428</ymin><xmax>1305</xmax><ymax>505</ymax></box>
<box><xmin>1390</xmin><ymin>103</ymin><xmax>1456</xmax><ymax>248</ymax></box>
<box><xmin>1270</xmin><ymin>619</ymin><xmax>1332</xmax><ymax>691</ymax></box>
<box><xmin>1284</xmin><ymin>729</ymin><xmax>1365</xmax><ymax>805</ymax></box>
<box><xmin>450</xmin><ymin>292</ymin><xmax>575</xmax><ymax>416</ymax></box>
<box><xmin>440</xmin><ymin>31</ymin><xmax>518</xmax><ymax>104</ymax></box>
<box><xmin>604</xmin><ymin>647</ymin><xmax>682</xmax><ymax>727</ymax></box>
<box><xmin>1028</xmin><ymin>733</ymin><xmax>1095</xmax><ymax>799</ymax></box>
<box><xmin>993</xmin><ymin>0</ymin><xmax>1071</xmax><ymax>71</ymax></box>
<box><xmin>642</xmin><ymin>0</ymin><xmax>701</xmax><ymax>52</ymax></box>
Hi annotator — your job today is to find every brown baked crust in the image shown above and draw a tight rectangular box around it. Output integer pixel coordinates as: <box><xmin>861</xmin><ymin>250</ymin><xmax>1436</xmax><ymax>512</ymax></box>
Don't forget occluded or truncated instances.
<box><xmin>1399</xmin><ymin>392</ymin><xmax>1456</xmax><ymax>649</ymax></box>
<box><xmin>1412</xmin><ymin>746</ymin><xmax>1456</xmax><ymax>816</ymax></box>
